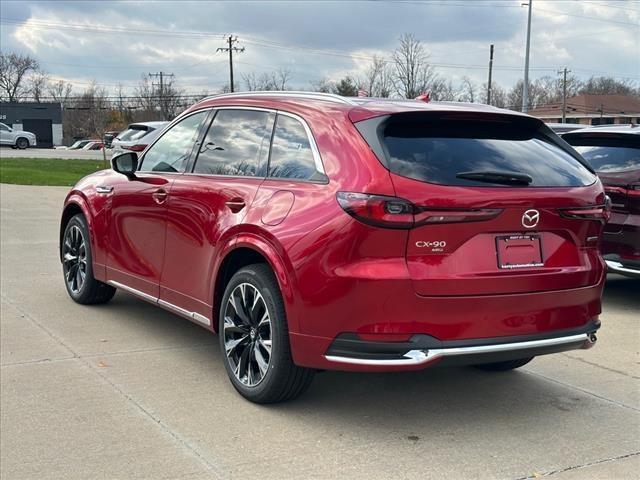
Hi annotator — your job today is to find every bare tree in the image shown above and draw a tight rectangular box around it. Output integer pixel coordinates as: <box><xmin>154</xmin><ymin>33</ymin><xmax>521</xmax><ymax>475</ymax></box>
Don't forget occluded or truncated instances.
<box><xmin>63</xmin><ymin>81</ymin><xmax>110</xmax><ymax>139</ymax></box>
<box><xmin>135</xmin><ymin>75</ymin><xmax>184</xmax><ymax>120</ymax></box>
<box><xmin>391</xmin><ymin>33</ymin><xmax>440</xmax><ymax>99</ymax></box>
<box><xmin>310</xmin><ymin>77</ymin><xmax>334</xmax><ymax>93</ymax></box>
<box><xmin>481</xmin><ymin>82</ymin><xmax>507</xmax><ymax>108</ymax></box>
<box><xmin>29</xmin><ymin>72</ymin><xmax>49</xmax><ymax>102</ymax></box>
<box><xmin>579</xmin><ymin>76</ymin><xmax>637</xmax><ymax>96</ymax></box>
<box><xmin>459</xmin><ymin>76</ymin><xmax>477</xmax><ymax>103</ymax></box>
<box><xmin>0</xmin><ymin>51</ymin><xmax>40</xmax><ymax>101</ymax></box>
<box><xmin>243</xmin><ymin>68</ymin><xmax>292</xmax><ymax>91</ymax></box>
<box><xmin>48</xmin><ymin>79</ymin><xmax>73</xmax><ymax>104</ymax></box>
<box><xmin>429</xmin><ymin>79</ymin><xmax>457</xmax><ymax>101</ymax></box>
<box><xmin>272</xmin><ymin>68</ymin><xmax>291</xmax><ymax>90</ymax></box>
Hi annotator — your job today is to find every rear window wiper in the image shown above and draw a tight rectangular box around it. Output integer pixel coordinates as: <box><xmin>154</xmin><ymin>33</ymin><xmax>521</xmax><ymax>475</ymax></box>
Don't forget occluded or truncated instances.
<box><xmin>456</xmin><ymin>170</ymin><xmax>533</xmax><ymax>186</ymax></box>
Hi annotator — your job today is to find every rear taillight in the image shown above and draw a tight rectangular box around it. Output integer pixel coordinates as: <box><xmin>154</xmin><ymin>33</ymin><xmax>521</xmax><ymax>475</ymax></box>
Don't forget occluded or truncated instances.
<box><xmin>558</xmin><ymin>197</ymin><xmax>611</xmax><ymax>223</ymax></box>
<box><xmin>123</xmin><ymin>144</ymin><xmax>147</xmax><ymax>152</ymax></box>
<box><xmin>336</xmin><ymin>192</ymin><xmax>413</xmax><ymax>229</ymax></box>
<box><xmin>337</xmin><ymin>192</ymin><xmax>502</xmax><ymax>229</ymax></box>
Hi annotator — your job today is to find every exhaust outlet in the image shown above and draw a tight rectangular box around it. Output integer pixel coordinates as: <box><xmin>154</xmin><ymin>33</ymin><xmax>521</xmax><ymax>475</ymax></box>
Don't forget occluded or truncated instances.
<box><xmin>582</xmin><ymin>333</ymin><xmax>597</xmax><ymax>349</ymax></box>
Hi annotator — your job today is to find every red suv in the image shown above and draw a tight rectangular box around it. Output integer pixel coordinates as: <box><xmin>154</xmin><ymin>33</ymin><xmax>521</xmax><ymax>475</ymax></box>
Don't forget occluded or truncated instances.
<box><xmin>563</xmin><ymin>125</ymin><xmax>639</xmax><ymax>278</ymax></box>
<box><xmin>60</xmin><ymin>92</ymin><xmax>607</xmax><ymax>403</ymax></box>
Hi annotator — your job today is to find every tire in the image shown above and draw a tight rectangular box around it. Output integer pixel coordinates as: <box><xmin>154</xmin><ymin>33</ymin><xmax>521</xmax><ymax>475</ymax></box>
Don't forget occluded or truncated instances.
<box><xmin>61</xmin><ymin>214</ymin><xmax>116</xmax><ymax>305</ymax></box>
<box><xmin>475</xmin><ymin>357</ymin><xmax>534</xmax><ymax>371</ymax></box>
<box><xmin>219</xmin><ymin>264</ymin><xmax>314</xmax><ymax>403</ymax></box>
<box><xmin>16</xmin><ymin>137</ymin><xmax>29</xmax><ymax>149</ymax></box>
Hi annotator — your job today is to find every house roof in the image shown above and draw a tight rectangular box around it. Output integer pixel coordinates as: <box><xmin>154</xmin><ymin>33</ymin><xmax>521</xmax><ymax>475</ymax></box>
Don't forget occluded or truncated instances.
<box><xmin>529</xmin><ymin>94</ymin><xmax>640</xmax><ymax>118</ymax></box>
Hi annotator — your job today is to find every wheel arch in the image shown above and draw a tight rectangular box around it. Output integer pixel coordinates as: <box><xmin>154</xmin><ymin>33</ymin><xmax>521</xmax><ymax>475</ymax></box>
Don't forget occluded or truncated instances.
<box><xmin>15</xmin><ymin>136</ymin><xmax>30</xmax><ymax>147</ymax></box>
<box><xmin>212</xmin><ymin>235</ymin><xmax>297</xmax><ymax>333</ymax></box>
<box><xmin>59</xmin><ymin>197</ymin><xmax>93</xmax><ymax>262</ymax></box>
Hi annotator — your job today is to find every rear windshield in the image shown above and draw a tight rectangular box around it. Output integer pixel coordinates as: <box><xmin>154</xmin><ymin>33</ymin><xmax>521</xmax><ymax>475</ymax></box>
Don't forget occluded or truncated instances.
<box><xmin>573</xmin><ymin>146</ymin><xmax>640</xmax><ymax>173</ymax></box>
<box><xmin>379</xmin><ymin>114</ymin><xmax>596</xmax><ymax>187</ymax></box>
<box><xmin>118</xmin><ymin>126</ymin><xmax>151</xmax><ymax>142</ymax></box>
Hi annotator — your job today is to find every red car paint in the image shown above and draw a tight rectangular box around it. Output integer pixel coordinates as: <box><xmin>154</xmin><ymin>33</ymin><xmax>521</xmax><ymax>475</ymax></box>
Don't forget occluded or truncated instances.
<box><xmin>61</xmin><ymin>94</ymin><xmax>607</xmax><ymax>372</ymax></box>
<box><xmin>563</xmin><ymin>126</ymin><xmax>640</xmax><ymax>278</ymax></box>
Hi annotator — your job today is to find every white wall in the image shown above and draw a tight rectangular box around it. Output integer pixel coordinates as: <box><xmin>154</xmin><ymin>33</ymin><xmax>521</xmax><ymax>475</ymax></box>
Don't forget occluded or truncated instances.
<box><xmin>52</xmin><ymin>124</ymin><xmax>63</xmax><ymax>146</ymax></box>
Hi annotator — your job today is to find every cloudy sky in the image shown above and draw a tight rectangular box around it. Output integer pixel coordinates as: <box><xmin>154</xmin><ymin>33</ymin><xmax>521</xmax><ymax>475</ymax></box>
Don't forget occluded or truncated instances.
<box><xmin>0</xmin><ymin>0</ymin><xmax>638</xmax><ymax>96</ymax></box>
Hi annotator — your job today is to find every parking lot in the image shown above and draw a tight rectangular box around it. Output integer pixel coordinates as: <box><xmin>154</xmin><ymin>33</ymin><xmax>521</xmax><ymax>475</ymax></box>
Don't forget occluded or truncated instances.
<box><xmin>1</xmin><ymin>183</ymin><xmax>638</xmax><ymax>479</ymax></box>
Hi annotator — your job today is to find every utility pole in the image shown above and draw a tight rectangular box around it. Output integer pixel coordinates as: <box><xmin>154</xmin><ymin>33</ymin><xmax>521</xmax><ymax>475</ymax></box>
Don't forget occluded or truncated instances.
<box><xmin>487</xmin><ymin>44</ymin><xmax>494</xmax><ymax>105</ymax></box>
<box><xmin>217</xmin><ymin>36</ymin><xmax>244</xmax><ymax>93</ymax></box>
<box><xmin>149</xmin><ymin>72</ymin><xmax>174</xmax><ymax>119</ymax></box>
<box><xmin>558</xmin><ymin>67</ymin><xmax>571</xmax><ymax>123</ymax></box>
<box><xmin>522</xmin><ymin>0</ymin><xmax>533</xmax><ymax>113</ymax></box>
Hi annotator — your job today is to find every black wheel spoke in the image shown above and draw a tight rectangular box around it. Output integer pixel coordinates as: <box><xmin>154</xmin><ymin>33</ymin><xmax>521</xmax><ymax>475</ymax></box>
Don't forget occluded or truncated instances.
<box><xmin>63</xmin><ymin>225</ymin><xmax>86</xmax><ymax>295</ymax></box>
<box><xmin>224</xmin><ymin>282</ymin><xmax>272</xmax><ymax>387</ymax></box>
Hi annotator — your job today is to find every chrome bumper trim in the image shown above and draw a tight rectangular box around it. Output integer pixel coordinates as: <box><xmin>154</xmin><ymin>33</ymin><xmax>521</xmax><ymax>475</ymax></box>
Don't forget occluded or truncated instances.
<box><xmin>324</xmin><ymin>333</ymin><xmax>591</xmax><ymax>367</ymax></box>
<box><xmin>605</xmin><ymin>260</ymin><xmax>640</xmax><ymax>277</ymax></box>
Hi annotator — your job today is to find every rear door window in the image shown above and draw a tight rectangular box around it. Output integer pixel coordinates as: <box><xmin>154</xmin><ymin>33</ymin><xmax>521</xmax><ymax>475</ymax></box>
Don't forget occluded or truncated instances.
<box><xmin>268</xmin><ymin>114</ymin><xmax>325</xmax><ymax>181</ymax></box>
<box><xmin>193</xmin><ymin>109</ymin><xmax>274</xmax><ymax>177</ymax></box>
<box><xmin>379</xmin><ymin>114</ymin><xmax>596</xmax><ymax>187</ymax></box>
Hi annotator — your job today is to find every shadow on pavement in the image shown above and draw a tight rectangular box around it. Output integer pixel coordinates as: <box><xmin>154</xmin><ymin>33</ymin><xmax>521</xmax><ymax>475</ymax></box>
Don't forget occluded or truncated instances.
<box><xmin>603</xmin><ymin>274</ymin><xmax>640</xmax><ymax>309</ymax></box>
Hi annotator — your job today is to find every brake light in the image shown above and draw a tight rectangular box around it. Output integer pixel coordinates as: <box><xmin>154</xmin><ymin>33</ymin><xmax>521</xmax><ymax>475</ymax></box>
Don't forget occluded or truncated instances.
<box><xmin>123</xmin><ymin>144</ymin><xmax>147</xmax><ymax>152</ymax></box>
<box><xmin>337</xmin><ymin>192</ymin><xmax>503</xmax><ymax>229</ymax></box>
<box><xmin>337</xmin><ymin>192</ymin><xmax>413</xmax><ymax>229</ymax></box>
<box><xmin>558</xmin><ymin>197</ymin><xmax>611</xmax><ymax>223</ymax></box>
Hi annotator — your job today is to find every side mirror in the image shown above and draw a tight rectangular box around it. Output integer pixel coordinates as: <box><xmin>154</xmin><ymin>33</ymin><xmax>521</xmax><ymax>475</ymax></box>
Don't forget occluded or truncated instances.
<box><xmin>111</xmin><ymin>152</ymin><xmax>138</xmax><ymax>178</ymax></box>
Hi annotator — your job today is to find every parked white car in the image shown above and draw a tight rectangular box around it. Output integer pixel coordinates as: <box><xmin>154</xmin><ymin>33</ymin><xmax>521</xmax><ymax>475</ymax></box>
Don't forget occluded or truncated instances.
<box><xmin>0</xmin><ymin>122</ymin><xmax>37</xmax><ymax>149</ymax></box>
<box><xmin>111</xmin><ymin>121</ymin><xmax>168</xmax><ymax>155</ymax></box>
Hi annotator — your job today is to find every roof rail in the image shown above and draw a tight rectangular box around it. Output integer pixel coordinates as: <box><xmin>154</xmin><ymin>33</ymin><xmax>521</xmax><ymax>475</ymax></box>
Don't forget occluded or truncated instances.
<box><xmin>199</xmin><ymin>91</ymin><xmax>357</xmax><ymax>106</ymax></box>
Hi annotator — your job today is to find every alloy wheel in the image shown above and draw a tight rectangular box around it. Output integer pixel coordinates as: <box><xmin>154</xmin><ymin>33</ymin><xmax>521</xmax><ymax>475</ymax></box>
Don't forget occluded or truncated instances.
<box><xmin>62</xmin><ymin>225</ymin><xmax>87</xmax><ymax>294</ymax></box>
<box><xmin>223</xmin><ymin>283</ymin><xmax>272</xmax><ymax>386</ymax></box>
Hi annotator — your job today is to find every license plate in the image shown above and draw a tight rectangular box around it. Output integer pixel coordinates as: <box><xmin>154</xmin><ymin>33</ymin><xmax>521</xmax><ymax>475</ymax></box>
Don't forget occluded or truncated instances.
<box><xmin>496</xmin><ymin>235</ymin><xmax>543</xmax><ymax>269</ymax></box>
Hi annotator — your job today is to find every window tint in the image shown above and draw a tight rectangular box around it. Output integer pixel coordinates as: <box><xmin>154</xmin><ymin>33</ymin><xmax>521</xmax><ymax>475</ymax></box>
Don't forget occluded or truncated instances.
<box><xmin>0</xmin><ymin>123</ymin><xmax>9</xmax><ymax>132</ymax></box>
<box><xmin>193</xmin><ymin>109</ymin><xmax>274</xmax><ymax>176</ymax></box>
<box><xmin>139</xmin><ymin>112</ymin><xmax>207</xmax><ymax>173</ymax></box>
<box><xmin>381</xmin><ymin>116</ymin><xmax>596</xmax><ymax>187</ymax></box>
<box><xmin>574</xmin><ymin>146</ymin><xmax>640</xmax><ymax>172</ymax></box>
<box><xmin>269</xmin><ymin>115</ymin><xmax>322</xmax><ymax>181</ymax></box>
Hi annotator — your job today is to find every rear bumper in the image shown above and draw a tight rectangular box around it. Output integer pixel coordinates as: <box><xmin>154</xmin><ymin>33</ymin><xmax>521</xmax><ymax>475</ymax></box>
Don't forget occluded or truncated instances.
<box><xmin>605</xmin><ymin>256</ymin><xmax>640</xmax><ymax>279</ymax></box>
<box><xmin>324</xmin><ymin>320</ymin><xmax>599</xmax><ymax>370</ymax></box>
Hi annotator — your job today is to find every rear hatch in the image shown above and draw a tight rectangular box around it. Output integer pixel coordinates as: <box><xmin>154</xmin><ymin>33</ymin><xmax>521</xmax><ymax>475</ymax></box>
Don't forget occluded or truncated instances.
<box><xmin>359</xmin><ymin>111</ymin><xmax>607</xmax><ymax>296</ymax></box>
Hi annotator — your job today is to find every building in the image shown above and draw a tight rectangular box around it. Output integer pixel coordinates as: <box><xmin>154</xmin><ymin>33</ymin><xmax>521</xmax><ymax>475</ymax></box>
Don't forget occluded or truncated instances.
<box><xmin>529</xmin><ymin>94</ymin><xmax>640</xmax><ymax>126</ymax></box>
<box><xmin>0</xmin><ymin>102</ymin><xmax>63</xmax><ymax>147</ymax></box>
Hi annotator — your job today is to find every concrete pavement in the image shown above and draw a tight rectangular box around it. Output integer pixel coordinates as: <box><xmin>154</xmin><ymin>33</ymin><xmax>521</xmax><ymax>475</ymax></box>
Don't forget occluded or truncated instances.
<box><xmin>1</xmin><ymin>183</ymin><xmax>638</xmax><ymax>479</ymax></box>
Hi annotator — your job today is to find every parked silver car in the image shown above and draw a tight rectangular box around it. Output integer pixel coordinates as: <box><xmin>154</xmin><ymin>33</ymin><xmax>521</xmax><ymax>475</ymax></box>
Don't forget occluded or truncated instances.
<box><xmin>0</xmin><ymin>122</ymin><xmax>37</xmax><ymax>149</ymax></box>
<box><xmin>111</xmin><ymin>121</ymin><xmax>168</xmax><ymax>156</ymax></box>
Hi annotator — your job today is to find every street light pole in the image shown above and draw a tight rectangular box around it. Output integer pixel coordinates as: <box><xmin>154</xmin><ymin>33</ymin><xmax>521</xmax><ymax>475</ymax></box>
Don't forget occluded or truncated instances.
<box><xmin>522</xmin><ymin>0</ymin><xmax>533</xmax><ymax>113</ymax></box>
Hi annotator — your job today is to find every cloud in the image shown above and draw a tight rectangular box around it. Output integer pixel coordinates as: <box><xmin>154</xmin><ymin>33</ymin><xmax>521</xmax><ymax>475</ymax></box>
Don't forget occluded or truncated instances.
<box><xmin>1</xmin><ymin>0</ymin><xmax>637</xmax><ymax>96</ymax></box>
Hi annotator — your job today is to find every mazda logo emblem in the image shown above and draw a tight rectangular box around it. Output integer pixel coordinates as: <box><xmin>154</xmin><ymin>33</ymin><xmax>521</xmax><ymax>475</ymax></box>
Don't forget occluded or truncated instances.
<box><xmin>522</xmin><ymin>209</ymin><xmax>540</xmax><ymax>229</ymax></box>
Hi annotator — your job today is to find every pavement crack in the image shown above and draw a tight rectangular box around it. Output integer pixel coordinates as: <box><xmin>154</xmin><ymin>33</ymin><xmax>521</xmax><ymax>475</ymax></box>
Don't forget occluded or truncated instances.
<box><xmin>523</xmin><ymin>369</ymin><xmax>640</xmax><ymax>413</ymax></box>
<box><xmin>560</xmin><ymin>352</ymin><xmax>640</xmax><ymax>380</ymax></box>
<box><xmin>515</xmin><ymin>451</ymin><xmax>640</xmax><ymax>479</ymax></box>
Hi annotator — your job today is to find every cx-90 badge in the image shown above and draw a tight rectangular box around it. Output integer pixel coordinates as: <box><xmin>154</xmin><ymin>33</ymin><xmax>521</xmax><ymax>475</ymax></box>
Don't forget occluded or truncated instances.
<box><xmin>522</xmin><ymin>209</ymin><xmax>540</xmax><ymax>229</ymax></box>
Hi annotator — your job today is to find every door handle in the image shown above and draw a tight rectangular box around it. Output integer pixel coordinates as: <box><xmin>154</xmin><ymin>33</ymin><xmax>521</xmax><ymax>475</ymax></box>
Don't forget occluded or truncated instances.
<box><xmin>152</xmin><ymin>188</ymin><xmax>168</xmax><ymax>204</ymax></box>
<box><xmin>225</xmin><ymin>199</ymin><xmax>246</xmax><ymax>213</ymax></box>
<box><xmin>96</xmin><ymin>185</ymin><xmax>113</xmax><ymax>194</ymax></box>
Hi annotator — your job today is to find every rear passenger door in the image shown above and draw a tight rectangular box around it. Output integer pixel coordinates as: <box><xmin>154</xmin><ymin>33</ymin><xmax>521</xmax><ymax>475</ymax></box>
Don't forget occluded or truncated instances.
<box><xmin>159</xmin><ymin>108</ymin><xmax>275</xmax><ymax>325</ymax></box>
